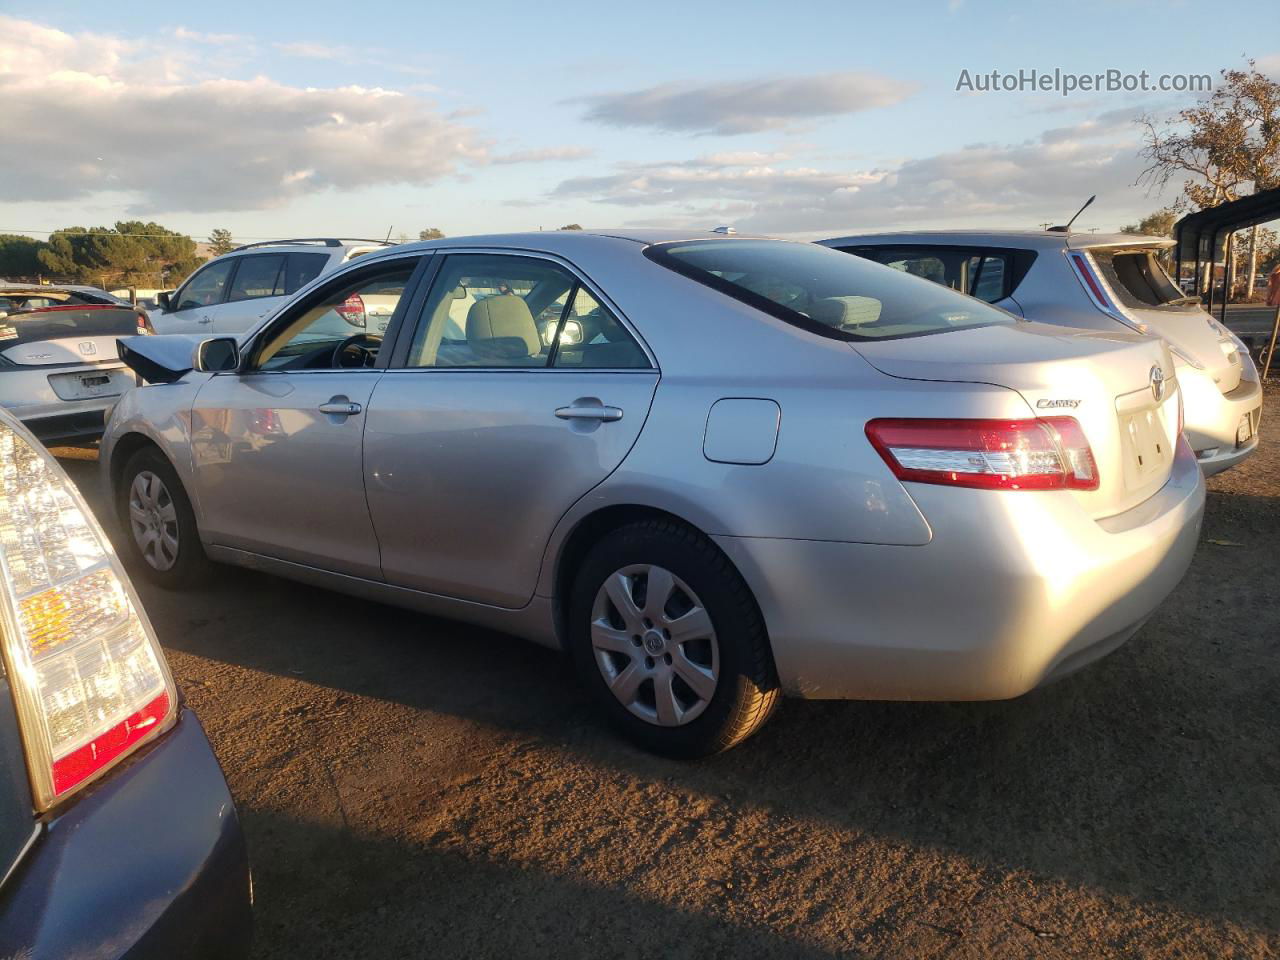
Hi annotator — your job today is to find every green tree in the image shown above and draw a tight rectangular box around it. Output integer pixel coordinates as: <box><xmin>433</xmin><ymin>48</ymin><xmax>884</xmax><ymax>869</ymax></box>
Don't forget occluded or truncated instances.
<box><xmin>559</xmin><ymin>223</ymin><xmax>583</xmax><ymax>230</ymax></box>
<box><xmin>38</xmin><ymin>222</ymin><xmax>204</xmax><ymax>287</ymax></box>
<box><xmin>0</xmin><ymin>234</ymin><xmax>48</xmax><ymax>277</ymax></box>
<box><xmin>1120</xmin><ymin>207</ymin><xmax>1180</xmax><ymax>239</ymax></box>
<box><xmin>208</xmin><ymin>228</ymin><xmax>236</xmax><ymax>256</ymax></box>
<box><xmin>418</xmin><ymin>227</ymin><xmax>445</xmax><ymax>241</ymax></box>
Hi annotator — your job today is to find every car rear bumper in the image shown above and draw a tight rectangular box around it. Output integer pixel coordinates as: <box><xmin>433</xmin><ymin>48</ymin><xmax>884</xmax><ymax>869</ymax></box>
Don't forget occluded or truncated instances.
<box><xmin>0</xmin><ymin>710</ymin><xmax>252</xmax><ymax>960</ymax></box>
<box><xmin>715</xmin><ymin>436</ymin><xmax>1205</xmax><ymax>701</ymax></box>
<box><xmin>1180</xmin><ymin>366</ymin><xmax>1262</xmax><ymax>476</ymax></box>
<box><xmin>1</xmin><ymin>364</ymin><xmax>135</xmax><ymax>443</ymax></box>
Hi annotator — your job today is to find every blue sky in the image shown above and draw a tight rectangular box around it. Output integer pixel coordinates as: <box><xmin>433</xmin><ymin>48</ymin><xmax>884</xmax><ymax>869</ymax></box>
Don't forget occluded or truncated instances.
<box><xmin>1</xmin><ymin>0</ymin><xmax>1276</xmax><ymax>243</ymax></box>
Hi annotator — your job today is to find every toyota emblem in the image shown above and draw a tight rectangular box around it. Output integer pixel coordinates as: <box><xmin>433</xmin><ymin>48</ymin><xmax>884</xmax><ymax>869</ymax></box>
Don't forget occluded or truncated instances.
<box><xmin>1150</xmin><ymin>365</ymin><xmax>1166</xmax><ymax>402</ymax></box>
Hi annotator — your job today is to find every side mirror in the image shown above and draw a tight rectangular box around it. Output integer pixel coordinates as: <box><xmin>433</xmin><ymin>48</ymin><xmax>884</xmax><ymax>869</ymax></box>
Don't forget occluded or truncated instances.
<box><xmin>193</xmin><ymin>337</ymin><xmax>239</xmax><ymax>373</ymax></box>
<box><xmin>156</xmin><ymin>291</ymin><xmax>173</xmax><ymax>312</ymax></box>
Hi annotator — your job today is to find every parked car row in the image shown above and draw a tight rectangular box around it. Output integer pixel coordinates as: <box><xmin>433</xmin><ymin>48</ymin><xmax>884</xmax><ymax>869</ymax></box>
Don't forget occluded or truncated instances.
<box><xmin>0</xmin><ymin>226</ymin><xmax>1241</xmax><ymax>956</ymax></box>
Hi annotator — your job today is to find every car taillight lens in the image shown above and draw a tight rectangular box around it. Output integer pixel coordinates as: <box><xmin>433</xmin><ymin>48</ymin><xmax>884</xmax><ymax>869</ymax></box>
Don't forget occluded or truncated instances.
<box><xmin>336</xmin><ymin>294</ymin><xmax>366</xmax><ymax>328</ymax></box>
<box><xmin>866</xmin><ymin>417</ymin><xmax>1099</xmax><ymax>491</ymax></box>
<box><xmin>0</xmin><ymin>416</ymin><xmax>176</xmax><ymax>810</ymax></box>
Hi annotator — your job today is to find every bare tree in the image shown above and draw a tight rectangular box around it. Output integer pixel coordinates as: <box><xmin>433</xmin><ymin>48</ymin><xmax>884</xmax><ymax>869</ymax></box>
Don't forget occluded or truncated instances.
<box><xmin>1137</xmin><ymin>61</ymin><xmax>1280</xmax><ymax>294</ymax></box>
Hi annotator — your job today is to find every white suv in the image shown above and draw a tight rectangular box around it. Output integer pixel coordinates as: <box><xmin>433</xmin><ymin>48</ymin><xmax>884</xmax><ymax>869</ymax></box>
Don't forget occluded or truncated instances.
<box><xmin>151</xmin><ymin>238</ymin><xmax>393</xmax><ymax>335</ymax></box>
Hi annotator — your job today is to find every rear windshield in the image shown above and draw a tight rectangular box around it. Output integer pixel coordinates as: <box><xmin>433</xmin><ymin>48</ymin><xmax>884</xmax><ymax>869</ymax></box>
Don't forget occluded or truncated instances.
<box><xmin>0</xmin><ymin>307</ymin><xmax>140</xmax><ymax>346</ymax></box>
<box><xmin>1091</xmin><ymin>249</ymin><xmax>1193</xmax><ymax>310</ymax></box>
<box><xmin>644</xmin><ymin>240</ymin><xmax>1017</xmax><ymax>341</ymax></box>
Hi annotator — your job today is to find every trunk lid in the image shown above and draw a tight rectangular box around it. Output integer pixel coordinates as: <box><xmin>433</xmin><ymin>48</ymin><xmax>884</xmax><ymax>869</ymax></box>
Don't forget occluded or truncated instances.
<box><xmin>854</xmin><ymin>322</ymin><xmax>1180</xmax><ymax>518</ymax></box>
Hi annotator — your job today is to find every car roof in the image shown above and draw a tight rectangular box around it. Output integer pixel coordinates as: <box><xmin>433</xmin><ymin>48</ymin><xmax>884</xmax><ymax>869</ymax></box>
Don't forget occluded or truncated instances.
<box><xmin>818</xmin><ymin>229</ymin><xmax>1176</xmax><ymax>251</ymax></box>
<box><xmin>381</xmin><ymin>228</ymin><xmax>775</xmax><ymax>257</ymax></box>
<box><xmin>224</xmin><ymin>238</ymin><xmax>394</xmax><ymax>255</ymax></box>
<box><xmin>0</xmin><ymin>283</ymin><xmax>115</xmax><ymax>295</ymax></box>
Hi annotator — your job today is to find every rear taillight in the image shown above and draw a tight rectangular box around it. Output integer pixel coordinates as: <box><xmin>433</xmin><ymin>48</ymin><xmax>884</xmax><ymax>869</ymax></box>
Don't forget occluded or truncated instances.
<box><xmin>0</xmin><ymin>416</ymin><xmax>176</xmax><ymax>810</ymax></box>
<box><xmin>336</xmin><ymin>294</ymin><xmax>366</xmax><ymax>328</ymax></box>
<box><xmin>136</xmin><ymin>311</ymin><xmax>154</xmax><ymax>335</ymax></box>
<box><xmin>866</xmin><ymin>417</ymin><xmax>1100</xmax><ymax>491</ymax></box>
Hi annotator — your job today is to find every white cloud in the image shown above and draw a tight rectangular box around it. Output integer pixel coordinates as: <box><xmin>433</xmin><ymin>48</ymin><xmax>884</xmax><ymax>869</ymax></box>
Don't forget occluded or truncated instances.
<box><xmin>548</xmin><ymin>117</ymin><xmax>1149</xmax><ymax>234</ymax></box>
<box><xmin>490</xmin><ymin>146</ymin><xmax>594</xmax><ymax>165</ymax></box>
<box><xmin>576</xmin><ymin>72</ymin><xmax>913</xmax><ymax>135</ymax></box>
<box><xmin>172</xmin><ymin>27</ymin><xmax>246</xmax><ymax>46</ymax></box>
<box><xmin>0</xmin><ymin>15</ymin><xmax>487</xmax><ymax>213</ymax></box>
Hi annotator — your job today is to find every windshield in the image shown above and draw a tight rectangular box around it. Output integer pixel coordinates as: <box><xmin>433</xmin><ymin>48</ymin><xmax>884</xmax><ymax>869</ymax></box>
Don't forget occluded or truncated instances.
<box><xmin>645</xmin><ymin>240</ymin><xmax>1017</xmax><ymax>341</ymax></box>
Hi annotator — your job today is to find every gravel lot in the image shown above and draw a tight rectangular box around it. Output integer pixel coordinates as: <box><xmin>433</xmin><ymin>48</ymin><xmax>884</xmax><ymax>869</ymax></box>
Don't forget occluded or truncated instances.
<box><xmin>58</xmin><ymin>387</ymin><xmax>1280</xmax><ymax>959</ymax></box>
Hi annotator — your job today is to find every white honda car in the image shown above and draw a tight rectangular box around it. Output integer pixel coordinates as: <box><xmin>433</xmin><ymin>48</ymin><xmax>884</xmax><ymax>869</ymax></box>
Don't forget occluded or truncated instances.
<box><xmin>820</xmin><ymin>231</ymin><xmax>1262</xmax><ymax>475</ymax></box>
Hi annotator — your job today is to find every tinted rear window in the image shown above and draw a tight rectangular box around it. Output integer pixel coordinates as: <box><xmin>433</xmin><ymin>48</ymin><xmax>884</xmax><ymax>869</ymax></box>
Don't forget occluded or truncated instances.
<box><xmin>0</xmin><ymin>307</ymin><xmax>140</xmax><ymax>346</ymax></box>
<box><xmin>645</xmin><ymin>240</ymin><xmax>1017</xmax><ymax>341</ymax></box>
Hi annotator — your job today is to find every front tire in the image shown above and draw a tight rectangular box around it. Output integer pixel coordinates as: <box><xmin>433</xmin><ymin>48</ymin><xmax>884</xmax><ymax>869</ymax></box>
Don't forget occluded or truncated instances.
<box><xmin>569</xmin><ymin>519</ymin><xmax>780</xmax><ymax>758</ymax></box>
<box><xmin>116</xmin><ymin>446</ymin><xmax>211</xmax><ymax>588</ymax></box>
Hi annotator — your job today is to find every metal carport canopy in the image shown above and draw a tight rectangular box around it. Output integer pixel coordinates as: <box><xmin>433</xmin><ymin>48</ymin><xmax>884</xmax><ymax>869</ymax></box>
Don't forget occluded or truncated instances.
<box><xmin>1174</xmin><ymin>186</ymin><xmax>1280</xmax><ymax>285</ymax></box>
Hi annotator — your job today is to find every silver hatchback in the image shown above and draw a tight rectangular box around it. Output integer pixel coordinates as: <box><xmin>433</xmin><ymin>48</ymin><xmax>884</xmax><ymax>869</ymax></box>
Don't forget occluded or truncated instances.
<box><xmin>102</xmin><ymin>231</ymin><xmax>1204</xmax><ymax>756</ymax></box>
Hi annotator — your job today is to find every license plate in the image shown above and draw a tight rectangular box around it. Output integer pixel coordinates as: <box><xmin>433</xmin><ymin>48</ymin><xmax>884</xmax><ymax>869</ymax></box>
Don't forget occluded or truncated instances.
<box><xmin>48</xmin><ymin>369</ymin><xmax>125</xmax><ymax>400</ymax></box>
<box><xmin>1122</xmin><ymin>410</ymin><xmax>1171</xmax><ymax>480</ymax></box>
<box><xmin>1237</xmin><ymin>412</ymin><xmax>1256</xmax><ymax>446</ymax></box>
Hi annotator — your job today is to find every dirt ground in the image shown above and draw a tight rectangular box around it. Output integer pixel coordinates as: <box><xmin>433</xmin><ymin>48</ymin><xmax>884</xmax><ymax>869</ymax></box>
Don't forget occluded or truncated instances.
<box><xmin>58</xmin><ymin>388</ymin><xmax>1280</xmax><ymax>960</ymax></box>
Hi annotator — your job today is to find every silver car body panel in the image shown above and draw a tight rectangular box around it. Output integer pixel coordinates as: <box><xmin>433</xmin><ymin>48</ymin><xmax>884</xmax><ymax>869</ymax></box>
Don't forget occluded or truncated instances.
<box><xmin>819</xmin><ymin>230</ymin><xmax>1261</xmax><ymax>476</ymax></box>
<box><xmin>104</xmin><ymin>230</ymin><xmax>1205</xmax><ymax>699</ymax></box>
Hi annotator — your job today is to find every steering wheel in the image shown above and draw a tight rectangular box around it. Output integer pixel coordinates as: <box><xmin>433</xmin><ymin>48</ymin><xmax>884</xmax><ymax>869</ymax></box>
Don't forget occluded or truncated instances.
<box><xmin>332</xmin><ymin>333</ymin><xmax>382</xmax><ymax>369</ymax></box>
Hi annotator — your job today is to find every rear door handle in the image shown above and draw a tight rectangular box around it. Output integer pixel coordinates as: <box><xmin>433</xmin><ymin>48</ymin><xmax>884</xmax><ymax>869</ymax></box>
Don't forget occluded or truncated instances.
<box><xmin>319</xmin><ymin>400</ymin><xmax>362</xmax><ymax>416</ymax></box>
<box><xmin>555</xmin><ymin>402</ymin><xmax>623</xmax><ymax>422</ymax></box>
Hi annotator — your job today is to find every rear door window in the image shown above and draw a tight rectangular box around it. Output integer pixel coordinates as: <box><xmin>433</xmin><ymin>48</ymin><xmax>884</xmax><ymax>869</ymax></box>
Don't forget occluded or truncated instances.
<box><xmin>227</xmin><ymin>254</ymin><xmax>286</xmax><ymax>302</ymax></box>
<box><xmin>285</xmin><ymin>253</ymin><xmax>330</xmax><ymax>294</ymax></box>
<box><xmin>849</xmin><ymin>246</ymin><xmax>1016</xmax><ymax>303</ymax></box>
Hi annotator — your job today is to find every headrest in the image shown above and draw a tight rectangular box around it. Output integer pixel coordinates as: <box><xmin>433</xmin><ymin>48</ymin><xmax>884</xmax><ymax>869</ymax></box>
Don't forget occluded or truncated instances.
<box><xmin>810</xmin><ymin>296</ymin><xmax>882</xmax><ymax>329</ymax></box>
<box><xmin>466</xmin><ymin>294</ymin><xmax>540</xmax><ymax>358</ymax></box>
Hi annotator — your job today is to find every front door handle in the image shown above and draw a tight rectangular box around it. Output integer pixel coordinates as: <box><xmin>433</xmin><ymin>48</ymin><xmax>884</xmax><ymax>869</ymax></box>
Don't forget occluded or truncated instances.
<box><xmin>198</xmin><ymin>315</ymin><xmax>212</xmax><ymax>324</ymax></box>
<box><xmin>555</xmin><ymin>402</ymin><xmax>623</xmax><ymax>422</ymax></box>
<box><xmin>319</xmin><ymin>399</ymin><xmax>362</xmax><ymax>416</ymax></box>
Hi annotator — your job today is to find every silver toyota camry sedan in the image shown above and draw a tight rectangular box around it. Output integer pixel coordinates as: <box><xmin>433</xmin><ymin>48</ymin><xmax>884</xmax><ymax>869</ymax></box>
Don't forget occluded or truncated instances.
<box><xmin>102</xmin><ymin>230</ymin><xmax>1205</xmax><ymax>756</ymax></box>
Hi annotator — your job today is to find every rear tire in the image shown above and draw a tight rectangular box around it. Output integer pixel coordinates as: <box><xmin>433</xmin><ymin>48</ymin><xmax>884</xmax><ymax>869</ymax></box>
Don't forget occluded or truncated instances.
<box><xmin>568</xmin><ymin>518</ymin><xmax>780</xmax><ymax>758</ymax></box>
<box><xmin>116</xmin><ymin>446</ymin><xmax>211</xmax><ymax>588</ymax></box>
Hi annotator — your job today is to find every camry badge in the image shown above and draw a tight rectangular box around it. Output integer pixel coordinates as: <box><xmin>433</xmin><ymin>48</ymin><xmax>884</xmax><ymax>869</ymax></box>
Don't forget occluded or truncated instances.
<box><xmin>1150</xmin><ymin>365</ymin><xmax>1166</xmax><ymax>402</ymax></box>
<box><xmin>1036</xmin><ymin>398</ymin><xmax>1080</xmax><ymax>409</ymax></box>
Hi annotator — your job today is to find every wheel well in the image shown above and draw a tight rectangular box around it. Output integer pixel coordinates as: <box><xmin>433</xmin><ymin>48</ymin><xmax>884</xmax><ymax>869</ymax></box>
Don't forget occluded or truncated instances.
<box><xmin>552</xmin><ymin>505</ymin><xmax>749</xmax><ymax>647</ymax></box>
<box><xmin>107</xmin><ymin>433</ymin><xmax>162</xmax><ymax>511</ymax></box>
